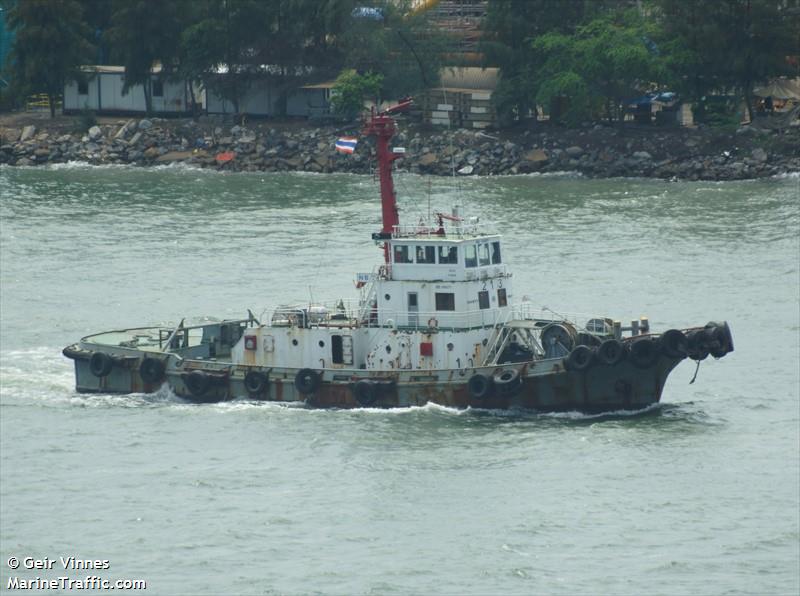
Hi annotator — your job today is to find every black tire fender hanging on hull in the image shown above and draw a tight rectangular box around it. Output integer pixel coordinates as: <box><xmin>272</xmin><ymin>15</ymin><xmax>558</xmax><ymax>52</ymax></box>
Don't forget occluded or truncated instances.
<box><xmin>139</xmin><ymin>357</ymin><xmax>166</xmax><ymax>385</ymax></box>
<box><xmin>244</xmin><ymin>371</ymin><xmax>269</xmax><ymax>396</ymax></box>
<box><xmin>294</xmin><ymin>368</ymin><xmax>321</xmax><ymax>395</ymax></box>
<box><xmin>629</xmin><ymin>337</ymin><xmax>660</xmax><ymax>369</ymax></box>
<box><xmin>565</xmin><ymin>345</ymin><xmax>594</xmax><ymax>371</ymax></box>
<box><xmin>492</xmin><ymin>368</ymin><xmax>522</xmax><ymax>396</ymax></box>
<box><xmin>467</xmin><ymin>373</ymin><xmax>494</xmax><ymax>400</ymax></box>
<box><xmin>89</xmin><ymin>352</ymin><xmax>114</xmax><ymax>377</ymax></box>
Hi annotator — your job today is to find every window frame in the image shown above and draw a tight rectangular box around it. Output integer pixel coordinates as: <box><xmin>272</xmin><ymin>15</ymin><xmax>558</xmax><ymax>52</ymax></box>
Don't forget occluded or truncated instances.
<box><xmin>435</xmin><ymin>292</ymin><xmax>456</xmax><ymax>311</ymax></box>
<box><xmin>491</xmin><ymin>241</ymin><xmax>502</xmax><ymax>264</ymax></box>
<box><xmin>393</xmin><ymin>244</ymin><xmax>412</xmax><ymax>264</ymax></box>
<box><xmin>465</xmin><ymin>244</ymin><xmax>478</xmax><ymax>268</ymax></box>
<box><xmin>497</xmin><ymin>288</ymin><xmax>508</xmax><ymax>307</ymax></box>
<box><xmin>416</xmin><ymin>245</ymin><xmax>435</xmax><ymax>264</ymax></box>
<box><xmin>438</xmin><ymin>245</ymin><xmax>458</xmax><ymax>264</ymax></box>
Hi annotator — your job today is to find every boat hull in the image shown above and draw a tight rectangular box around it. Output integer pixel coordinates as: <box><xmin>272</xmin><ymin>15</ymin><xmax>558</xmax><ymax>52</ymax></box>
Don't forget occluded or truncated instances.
<box><xmin>64</xmin><ymin>343</ymin><xmax>683</xmax><ymax>413</ymax></box>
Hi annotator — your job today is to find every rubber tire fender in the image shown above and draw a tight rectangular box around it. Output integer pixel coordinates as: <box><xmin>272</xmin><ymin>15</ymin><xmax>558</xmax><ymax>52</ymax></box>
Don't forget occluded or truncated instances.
<box><xmin>244</xmin><ymin>371</ymin><xmax>269</xmax><ymax>396</ymax></box>
<box><xmin>565</xmin><ymin>345</ymin><xmax>594</xmax><ymax>371</ymax></box>
<box><xmin>596</xmin><ymin>339</ymin><xmax>625</xmax><ymax>366</ymax></box>
<box><xmin>352</xmin><ymin>380</ymin><xmax>378</xmax><ymax>407</ymax></box>
<box><xmin>89</xmin><ymin>352</ymin><xmax>114</xmax><ymax>377</ymax></box>
<box><xmin>687</xmin><ymin>329</ymin><xmax>710</xmax><ymax>361</ymax></box>
<box><xmin>629</xmin><ymin>338</ymin><xmax>660</xmax><ymax>369</ymax></box>
<box><xmin>705</xmin><ymin>321</ymin><xmax>734</xmax><ymax>358</ymax></box>
<box><xmin>184</xmin><ymin>371</ymin><xmax>212</xmax><ymax>397</ymax></box>
<box><xmin>139</xmin><ymin>357</ymin><xmax>166</xmax><ymax>384</ymax></box>
<box><xmin>492</xmin><ymin>368</ymin><xmax>522</xmax><ymax>395</ymax></box>
<box><xmin>660</xmin><ymin>329</ymin><xmax>688</xmax><ymax>359</ymax></box>
<box><xmin>467</xmin><ymin>373</ymin><xmax>494</xmax><ymax>400</ymax></box>
<box><xmin>294</xmin><ymin>368</ymin><xmax>321</xmax><ymax>395</ymax></box>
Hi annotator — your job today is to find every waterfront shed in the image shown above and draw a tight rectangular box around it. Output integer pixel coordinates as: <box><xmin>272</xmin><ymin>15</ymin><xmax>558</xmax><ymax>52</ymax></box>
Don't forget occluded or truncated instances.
<box><xmin>63</xmin><ymin>65</ymin><xmax>196</xmax><ymax>115</ymax></box>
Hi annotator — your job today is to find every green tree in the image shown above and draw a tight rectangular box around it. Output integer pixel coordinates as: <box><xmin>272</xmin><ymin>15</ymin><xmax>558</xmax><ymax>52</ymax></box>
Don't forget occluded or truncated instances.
<box><xmin>340</xmin><ymin>2</ymin><xmax>444</xmax><ymax>101</ymax></box>
<box><xmin>106</xmin><ymin>0</ymin><xmax>187</xmax><ymax>114</ymax></box>
<box><xmin>330</xmin><ymin>69</ymin><xmax>382</xmax><ymax>119</ymax></box>
<box><xmin>657</xmin><ymin>0</ymin><xmax>798</xmax><ymax>123</ymax></box>
<box><xmin>6</xmin><ymin>0</ymin><xmax>93</xmax><ymax>117</ymax></box>
<box><xmin>481</xmin><ymin>0</ymin><xmax>622</xmax><ymax>124</ymax></box>
<box><xmin>180</xmin><ymin>0</ymin><xmax>272</xmax><ymax>115</ymax></box>
<box><xmin>532</xmin><ymin>10</ymin><xmax>666</xmax><ymax>126</ymax></box>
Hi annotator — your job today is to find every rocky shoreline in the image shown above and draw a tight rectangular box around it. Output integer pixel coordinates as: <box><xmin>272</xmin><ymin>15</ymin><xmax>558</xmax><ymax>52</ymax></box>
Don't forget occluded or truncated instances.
<box><xmin>1</xmin><ymin>114</ymin><xmax>798</xmax><ymax>180</ymax></box>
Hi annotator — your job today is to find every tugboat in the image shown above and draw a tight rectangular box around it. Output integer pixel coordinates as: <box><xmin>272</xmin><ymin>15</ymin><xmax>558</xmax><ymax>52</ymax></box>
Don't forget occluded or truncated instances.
<box><xmin>63</xmin><ymin>103</ymin><xmax>734</xmax><ymax>412</ymax></box>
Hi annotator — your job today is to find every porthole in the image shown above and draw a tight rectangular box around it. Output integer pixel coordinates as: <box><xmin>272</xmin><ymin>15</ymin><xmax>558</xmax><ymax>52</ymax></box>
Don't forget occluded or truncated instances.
<box><xmin>482</xmin><ymin>338</ymin><xmax>488</xmax><ymax>346</ymax></box>
<box><xmin>447</xmin><ymin>343</ymin><xmax>454</xmax><ymax>351</ymax></box>
<box><xmin>318</xmin><ymin>340</ymin><xmax>325</xmax><ymax>348</ymax></box>
<box><xmin>385</xmin><ymin>345</ymin><xmax>392</xmax><ymax>354</ymax></box>
<box><xmin>384</xmin><ymin>293</ymin><xmax>391</xmax><ymax>301</ymax></box>
<box><xmin>292</xmin><ymin>339</ymin><xmax>298</xmax><ymax>346</ymax></box>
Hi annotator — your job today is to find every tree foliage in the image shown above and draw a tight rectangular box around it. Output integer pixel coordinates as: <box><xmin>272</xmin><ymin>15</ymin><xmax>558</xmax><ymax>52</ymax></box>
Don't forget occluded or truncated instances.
<box><xmin>533</xmin><ymin>10</ymin><xmax>666</xmax><ymax>125</ymax></box>
<box><xmin>484</xmin><ymin>0</ymin><xmax>799</xmax><ymax>127</ymax></box>
<box><xmin>6</xmin><ymin>0</ymin><xmax>93</xmax><ymax>117</ymax></box>
<box><xmin>105</xmin><ymin>0</ymin><xmax>187</xmax><ymax>114</ymax></box>
<box><xmin>330</xmin><ymin>69</ymin><xmax>383</xmax><ymax>119</ymax></box>
<box><xmin>340</xmin><ymin>1</ymin><xmax>444</xmax><ymax>100</ymax></box>
<box><xmin>4</xmin><ymin>0</ymin><xmax>796</xmax><ymax>125</ymax></box>
<box><xmin>657</xmin><ymin>0</ymin><xmax>799</xmax><ymax>122</ymax></box>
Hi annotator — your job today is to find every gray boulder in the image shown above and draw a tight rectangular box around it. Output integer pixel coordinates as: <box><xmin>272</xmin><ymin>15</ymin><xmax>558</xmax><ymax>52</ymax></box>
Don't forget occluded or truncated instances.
<box><xmin>88</xmin><ymin>126</ymin><xmax>103</xmax><ymax>141</ymax></box>
<box><xmin>751</xmin><ymin>147</ymin><xmax>768</xmax><ymax>163</ymax></box>
<box><xmin>565</xmin><ymin>145</ymin><xmax>583</xmax><ymax>157</ymax></box>
<box><xmin>138</xmin><ymin>119</ymin><xmax>153</xmax><ymax>131</ymax></box>
<box><xmin>20</xmin><ymin>125</ymin><xmax>36</xmax><ymax>142</ymax></box>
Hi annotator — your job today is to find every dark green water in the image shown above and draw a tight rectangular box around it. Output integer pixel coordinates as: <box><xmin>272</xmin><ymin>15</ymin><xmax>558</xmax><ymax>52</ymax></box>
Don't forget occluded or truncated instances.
<box><xmin>1</xmin><ymin>165</ymin><xmax>798</xmax><ymax>595</ymax></box>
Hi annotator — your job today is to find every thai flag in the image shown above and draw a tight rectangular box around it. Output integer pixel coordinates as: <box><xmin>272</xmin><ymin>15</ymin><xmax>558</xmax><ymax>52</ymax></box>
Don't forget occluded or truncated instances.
<box><xmin>335</xmin><ymin>137</ymin><xmax>358</xmax><ymax>154</ymax></box>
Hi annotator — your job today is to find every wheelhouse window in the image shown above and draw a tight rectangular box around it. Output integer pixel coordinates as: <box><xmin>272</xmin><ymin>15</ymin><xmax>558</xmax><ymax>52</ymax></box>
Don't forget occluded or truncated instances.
<box><xmin>416</xmin><ymin>245</ymin><xmax>435</xmax><ymax>264</ymax></box>
<box><xmin>465</xmin><ymin>244</ymin><xmax>477</xmax><ymax>268</ymax></box>
<box><xmin>479</xmin><ymin>243</ymin><xmax>491</xmax><ymax>266</ymax></box>
<box><xmin>478</xmin><ymin>290</ymin><xmax>490</xmax><ymax>309</ymax></box>
<box><xmin>435</xmin><ymin>293</ymin><xmax>455</xmax><ymax>311</ymax></box>
<box><xmin>498</xmin><ymin>288</ymin><xmax>507</xmax><ymax>307</ymax></box>
<box><xmin>77</xmin><ymin>80</ymin><xmax>89</xmax><ymax>95</ymax></box>
<box><xmin>394</xmin><ymin>245</ymin><xmax>412</xmax><ymax>263</ymax></box>
<box><xmin>491</xmin><ymin>241</ymin><xmax>502</xmax><ymax>264</ymax></box>
<box><xmin>152</xmin><ymin>79</ymin><xmax>164</xmax><ymax>97</ymax></box>
<box><xmin>438</xmin><ymin>245</ymin><xmax>458</xmax><ymax>264</ymax></box>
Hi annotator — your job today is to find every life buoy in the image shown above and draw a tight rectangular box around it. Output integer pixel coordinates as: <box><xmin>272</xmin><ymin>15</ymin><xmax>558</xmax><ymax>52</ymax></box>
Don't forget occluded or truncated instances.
<box><xmin>660</xmin><ymin>329</ymin><xmax>688</xmax><ymax>359</ymax></box>
<box><xmin>565</xmin><ymin>345</ymin><xmax>593</xmax><ymax>371</ymax></box>
<box><xmin>352</xmin><ymin>380</ymin><xmax>378</xmax><ymax>406</ymax></box>
<box><xmin>294</xmin><ymin>368</ymin><xmax>321</xmax><ymax>394</ymax></box>
<box><xmin>467</xmin><ymin>373</ymin><xmax>493</xmax><ymax>400</ymax></box>
<box><xmin>492</xmin><ymin>369</ymin><xmax>521</xmax><ymax>396</ymax></box>
<box><xmin>139</xmin><ymin>357</ymin><xmax>165</xmax><ymax>384</ymax></box>
<box><xmin>629</xmin><ymin>338</ymin><xmax>660</xmax><ymax>369</ymax></box>
<box><xmin>89</xmin><ymin>352</ymin><xmax>114</xmax><ymax>377</ymax></box>
<box><xmin>244</xmin><ymin>371</ymin><xmax>269</xmax><ymax>396</ymax></box>
<box><xmin>596</xmin><ymin>339</ymin><xmax>625</xmax><ymax>366</ymax></box>
<box><xmin>184</xmin><ymin>370</ymin><xmax>212</xmax><ymax>397</ymax></box>
<box><xmin>428</xmin><ymin>317</ymin><xmax>438</xmax><ymax>329</ymax></box>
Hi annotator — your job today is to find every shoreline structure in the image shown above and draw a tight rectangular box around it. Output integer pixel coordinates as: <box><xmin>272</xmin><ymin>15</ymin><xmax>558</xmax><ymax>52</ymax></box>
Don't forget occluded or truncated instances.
<box><xmin>1</xmin><ymin>114</ymin><xmax>798</xmax><ymax>180</ymax></box>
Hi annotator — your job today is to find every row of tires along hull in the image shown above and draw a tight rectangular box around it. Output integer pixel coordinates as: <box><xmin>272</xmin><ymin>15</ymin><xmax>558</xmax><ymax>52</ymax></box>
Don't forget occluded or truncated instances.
<box><xmin>65</xmin><ymin>323</ymin><xmax>730</xmax><ymax>409</ymax></box>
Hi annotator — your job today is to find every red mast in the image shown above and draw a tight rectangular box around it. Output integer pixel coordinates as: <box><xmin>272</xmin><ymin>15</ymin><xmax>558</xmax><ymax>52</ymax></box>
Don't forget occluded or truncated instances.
<box><xmin>363</xmin><ymin>99</ymin><xmax>412</xmax><ymax>264</ymax></box>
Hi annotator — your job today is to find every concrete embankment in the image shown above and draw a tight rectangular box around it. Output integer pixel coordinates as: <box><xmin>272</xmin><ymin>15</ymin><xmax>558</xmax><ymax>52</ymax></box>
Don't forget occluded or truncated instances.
<box><xmin>1</xmin><ymin>114</ymin><xmax>798</xmax><ymax>180</ymax></box>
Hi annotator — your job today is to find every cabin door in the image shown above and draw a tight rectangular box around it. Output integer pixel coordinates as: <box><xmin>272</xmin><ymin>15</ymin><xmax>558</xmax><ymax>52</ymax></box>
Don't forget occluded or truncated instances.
<box><xmin>407</xmin><ymin>292</ymin><xmax>419</xmax><ymax>327</ymax></box>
